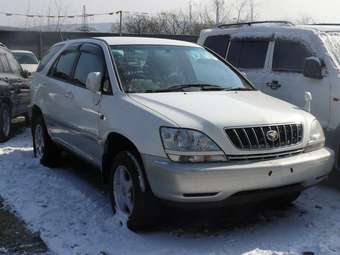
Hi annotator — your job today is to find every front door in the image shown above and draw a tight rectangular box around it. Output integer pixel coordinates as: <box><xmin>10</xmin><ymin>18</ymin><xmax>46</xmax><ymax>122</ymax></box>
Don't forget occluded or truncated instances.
<box><xmin>0</xmin><ymin>50</ymin><xmax>30</xmax><ymax>116</ymax></box>
<box><xmin>60</xmin><ymin>43</ymin><xmax>107</xmax><ymax>163</ymax></box>
<box><xmin>260</xmin><ymin>35</ymin><xmax>331</xmax><ymax>128</ymax></box>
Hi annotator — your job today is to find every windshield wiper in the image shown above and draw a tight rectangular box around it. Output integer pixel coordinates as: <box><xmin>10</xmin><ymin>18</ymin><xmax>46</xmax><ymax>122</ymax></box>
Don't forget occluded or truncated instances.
<box><xmin>146</xmin><ymin>84</ymin><xmax>226</xmax><ymax>93</ymax></box>
<box><xmin>224</xmin><ymin>87</ymin><xmax>254</xmax><ymax>91</ymax></box>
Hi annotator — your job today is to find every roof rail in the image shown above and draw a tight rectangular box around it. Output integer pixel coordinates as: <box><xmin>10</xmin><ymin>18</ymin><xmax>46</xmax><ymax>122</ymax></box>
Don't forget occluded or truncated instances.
<box><xmin>309</xmin><ymin>23</ymin><xmax>340</xmax><ymax>26</ymax></box>
<box><xmin>217</xmin><ymin>21</ymin><xmax>294</xmax><ymax>29</ymax></box>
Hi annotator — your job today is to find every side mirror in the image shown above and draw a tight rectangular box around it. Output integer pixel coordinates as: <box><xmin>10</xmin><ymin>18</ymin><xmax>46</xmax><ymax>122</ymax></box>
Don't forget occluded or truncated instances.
<box><xmin>86</xmin><ymin>72</ymin><xmax>102</xmax><ymax>93</ymax></box>
<box><xmin>303</xmin><ymin>57</ymin><xmax>323</xmax><ymax>80</ymax></box>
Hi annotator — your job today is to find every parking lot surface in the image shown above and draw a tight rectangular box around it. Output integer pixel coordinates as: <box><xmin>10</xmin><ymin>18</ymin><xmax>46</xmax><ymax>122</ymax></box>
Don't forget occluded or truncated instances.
<box><xmin>1</xmin><ymin>127</ymin><xmax>340</xmax><ymax>255</ymax></box>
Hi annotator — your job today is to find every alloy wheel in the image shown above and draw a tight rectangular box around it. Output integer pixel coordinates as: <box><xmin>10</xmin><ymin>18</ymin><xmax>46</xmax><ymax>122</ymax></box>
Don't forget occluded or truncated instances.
<box><xmin>113</xmin><ymin>165</ymin><xmax>135</xmax><ymax>217</ymax></box>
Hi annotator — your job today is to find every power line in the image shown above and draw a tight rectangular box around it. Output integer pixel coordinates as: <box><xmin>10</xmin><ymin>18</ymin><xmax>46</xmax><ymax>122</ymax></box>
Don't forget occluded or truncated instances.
<box><xmin>0</xmin><ymin>10</ymin><xmax>148</xmax><ymax>19</ymax></box>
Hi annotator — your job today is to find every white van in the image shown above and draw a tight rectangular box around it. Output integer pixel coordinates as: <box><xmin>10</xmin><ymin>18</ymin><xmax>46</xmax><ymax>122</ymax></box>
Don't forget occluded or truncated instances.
<box><xmin>198</xmin><ymin>21</ymin><xmax>340</xmax><ymax>170</ymax></box>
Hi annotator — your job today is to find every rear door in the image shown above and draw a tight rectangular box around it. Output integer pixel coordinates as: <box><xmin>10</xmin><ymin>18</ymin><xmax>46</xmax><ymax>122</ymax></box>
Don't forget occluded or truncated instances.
<box><xmin>226</xmin><ymin>35</ymin><xmax>272</xmax><ymax>88</ymax></box>
<box><xmin>203</xmin><ymin>34</ymin><xmax>230</xmax><ymax>58</ymax></box>
<box><xmin>44</xmin><ymin>44</ymin><xmax>80</xmax><ymax>143</ymax></box>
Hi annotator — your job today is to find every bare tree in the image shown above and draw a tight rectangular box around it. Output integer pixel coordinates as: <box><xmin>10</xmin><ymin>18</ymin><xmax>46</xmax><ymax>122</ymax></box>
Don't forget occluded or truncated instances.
<box><xmin>213</xmin><ymin>0</ymin><xmax>224</xmax><ymax>24</ymax></box>
<box><xmin>296</xmin><ymin>15</ymin><xmax>315</xmax><ymax>25</ymax></box>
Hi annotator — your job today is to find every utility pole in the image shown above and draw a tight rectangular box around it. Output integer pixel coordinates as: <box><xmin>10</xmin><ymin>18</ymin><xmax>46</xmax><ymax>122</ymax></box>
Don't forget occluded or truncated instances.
<box><xmin>80</xmin><ymin>5</ymin><xmax>89</xmax><ymax>32</ymax></box>
<box><xmin>250</xmin><ymin>0</ymin><xmax>254</xmax><ymax>22</ymax></box>
<box><xmin>116</xmin><ymin>10</ymin><xmax>123</xmax><ymax>36</ymax></box>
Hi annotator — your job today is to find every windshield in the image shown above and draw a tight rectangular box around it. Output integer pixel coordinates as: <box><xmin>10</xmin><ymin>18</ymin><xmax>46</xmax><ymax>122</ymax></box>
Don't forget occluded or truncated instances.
<box><xmin>322</xmin><ymin>32</ymin><xmax>340</xmax><ymax>66</ymax></box>
<box><xmin>110</xmin><ymin>45</ymin><xmax>252</xmax><ymax>93</ymax></box>
<box><xmin>12</xmin><ymin>52</ymin><xmax>39</xmax><ymax>65</ymax></box>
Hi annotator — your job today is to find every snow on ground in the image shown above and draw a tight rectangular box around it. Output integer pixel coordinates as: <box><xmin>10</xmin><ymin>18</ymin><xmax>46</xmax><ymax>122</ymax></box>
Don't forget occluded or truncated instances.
<box><xmin>1</xmin><ymin>127</ymin><xmax>340</xmax><ymax>255</ymax></box>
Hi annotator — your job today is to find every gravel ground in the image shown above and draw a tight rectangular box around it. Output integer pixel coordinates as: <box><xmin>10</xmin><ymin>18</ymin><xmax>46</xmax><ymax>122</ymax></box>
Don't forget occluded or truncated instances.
<box><xmin>0</xmin><ymin>196</ymin><xmax>48</xmax><ymax>254</ymax></box>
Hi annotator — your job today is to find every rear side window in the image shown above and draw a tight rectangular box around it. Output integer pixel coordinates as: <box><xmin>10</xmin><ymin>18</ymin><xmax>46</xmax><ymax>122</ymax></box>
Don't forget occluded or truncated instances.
<box><xmin>272</xmin><ymin>40</ymin><xmax>312</xmax><ymax>72</ymax></box>
<box><xmin>50</xmin><ymin>51</ymin><xmax>78</xmax><ymax>81</ymax></box>
<box><xmin>0</xmin><ymin>54</ymin><xmax>11</xmax><ymax>73</ymax></box>
<box><xmin>73</xmin><ymin>52</ymin><xmax>105</xmax><ymax>86</ymax></box>
<box><xmin>203</xmin><ymin>35</ymin><xmax>230</xmax><ymax>58</ymax></box>
<box><xmin>37</xmin><ymin>44</ymin><xmax>64</xmax><ymax>72</ymax></box>
<box><xmin>227</xmin><ymin>40</ymin><xmax>269</xmax><ymax>69</ymax></box>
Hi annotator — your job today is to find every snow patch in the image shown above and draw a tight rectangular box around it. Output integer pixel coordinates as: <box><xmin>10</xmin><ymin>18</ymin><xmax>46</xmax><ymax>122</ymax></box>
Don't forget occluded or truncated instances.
<box><xmin>0</xmin><ymin>129</ymin><xmax>340</xmax><ymax>254</ymax></box>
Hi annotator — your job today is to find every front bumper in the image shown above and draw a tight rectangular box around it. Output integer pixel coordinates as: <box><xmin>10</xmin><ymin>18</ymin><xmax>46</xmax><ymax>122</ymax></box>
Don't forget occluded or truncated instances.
<box><xmin>142</xmin><ymin>148</ymin><xmax>334</xmax><ymax>204</ymax></box>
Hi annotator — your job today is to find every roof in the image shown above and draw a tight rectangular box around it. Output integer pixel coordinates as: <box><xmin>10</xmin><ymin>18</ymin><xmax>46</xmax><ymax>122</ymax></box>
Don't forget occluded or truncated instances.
<box><xmin>200</xmin><ymin>23</ymin><xmax>340</xmax><ymax>39</ymax></box>
<box><xmin>11</xmin><ymin>50</ymin><xmax>36</xmax><ymax>54</ymax></box>
<box><xmin>95</xmin><ymin>36</ymin><xmax>200</xmax><ymax>47</ymax></box>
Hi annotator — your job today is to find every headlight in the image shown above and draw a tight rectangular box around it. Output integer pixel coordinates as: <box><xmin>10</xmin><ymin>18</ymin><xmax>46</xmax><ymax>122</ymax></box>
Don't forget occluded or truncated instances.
<box><xmin>160</xmin><ymin>127</ymin><xmax>227</xmax><ymax>163</ymax></box>
<box><xmin>306</xmin><ymin>119</ymin><xmax>325</xmax><ymax>152</ymax></box>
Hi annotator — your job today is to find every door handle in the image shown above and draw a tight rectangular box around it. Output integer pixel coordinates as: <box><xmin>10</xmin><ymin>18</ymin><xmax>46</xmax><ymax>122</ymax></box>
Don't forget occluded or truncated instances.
<box><xmin>266</xmin><ymin>80</ymin><xmax>281</xmax><ymax>90</ymax></box>
<box><xmin>64</xmin><ymin>91</ymin><xmax>74</xmax><ymax>99</ymax></box>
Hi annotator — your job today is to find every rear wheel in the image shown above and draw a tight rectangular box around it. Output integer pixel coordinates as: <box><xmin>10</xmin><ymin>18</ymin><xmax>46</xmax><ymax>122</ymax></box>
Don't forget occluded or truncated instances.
<box><xmin>109</xmin><ymin>151</ymin><xmax>160</xmax><ymax>231</ymax></box>
<box><xmin>0</xmin><ymin>103</ymin><xmax>11</xmax><ymax>143</ymax></box>
<box><xmin>32</xmin><ymin>115</ymin><xmax>61</xmax><ymax>167</ymax></box>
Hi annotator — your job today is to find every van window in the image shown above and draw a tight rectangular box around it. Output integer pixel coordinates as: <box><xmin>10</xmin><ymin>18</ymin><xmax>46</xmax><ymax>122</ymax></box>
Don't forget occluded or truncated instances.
<box><xmin>273</xmin><ymin>40</ymin><xmax>312</xmax><ymax>72</ymax></box>
<box><xmin>50</xmin><ymin>51</ymin><xmax>78</xmax><ymax>81</ymax></box>
<box><xmin>227</xmin><ymin>40</ymin><xmax>269</xmax><ymax>69</ymax></box>
<box><xmin>203</xmin><ymin>35</ymin><xmax>230</xmax><ymax>58</ymax></box>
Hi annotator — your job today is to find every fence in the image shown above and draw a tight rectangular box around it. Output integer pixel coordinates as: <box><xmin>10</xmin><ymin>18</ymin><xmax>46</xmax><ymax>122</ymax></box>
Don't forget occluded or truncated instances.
<box><xmin>0</xmin><ymin>30</ymin><xmax>198</xmax><ymax>59</ymax></box>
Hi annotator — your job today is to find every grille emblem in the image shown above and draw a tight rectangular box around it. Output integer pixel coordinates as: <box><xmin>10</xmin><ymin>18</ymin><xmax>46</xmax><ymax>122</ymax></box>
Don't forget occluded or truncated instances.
<box><xmin>266</xmin><ymin>130</ymin><xmax>279</xmax><ymax>142</ymax></box>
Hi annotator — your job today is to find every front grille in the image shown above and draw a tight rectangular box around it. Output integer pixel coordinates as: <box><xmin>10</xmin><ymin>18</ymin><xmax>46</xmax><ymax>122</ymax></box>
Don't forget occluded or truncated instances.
<box><xmin>228</xmin><ymin>149</ymin><xmax>304</xmax><ymax>161</ymax></box>
<box><xmin>225</xmin><ymin>124</ymin><xmax>303</xmax><ymax>150</ymax></box>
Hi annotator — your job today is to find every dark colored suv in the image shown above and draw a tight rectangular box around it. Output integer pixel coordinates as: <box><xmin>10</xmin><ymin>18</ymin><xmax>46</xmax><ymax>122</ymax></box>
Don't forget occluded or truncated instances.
<box><xmin>0</xmin><ymin>44</ymin><xmax>31</xmax><ymax>142</ymax></box>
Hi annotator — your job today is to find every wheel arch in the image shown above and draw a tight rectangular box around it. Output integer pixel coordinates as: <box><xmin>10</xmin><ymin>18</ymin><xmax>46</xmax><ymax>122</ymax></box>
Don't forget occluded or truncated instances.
<box><xmin>102</xmin><ymin>132</ymin><xmax>148</xmax><ymax>192</ymax></box>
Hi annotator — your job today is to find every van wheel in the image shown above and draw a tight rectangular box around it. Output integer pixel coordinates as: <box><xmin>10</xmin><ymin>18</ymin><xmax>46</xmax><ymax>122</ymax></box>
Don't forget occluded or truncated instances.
<box><xmin>109</xmin><ymin>151</ymin><xmax>160</xmax><ymax>231</ymax></box>
<box><xmin>32</xmin><ymin>116</ymin><xmax>61</xmax><ymax>167</ymax></box>
<box><xmin>0</xmin><ymin>103</ymin><xmax>12</xmax><ymax>143</ymax></box>
<box><xmin>267</xmin><ymin>192</ymin><xmax>301</xmax><ymax>208</ymax></box>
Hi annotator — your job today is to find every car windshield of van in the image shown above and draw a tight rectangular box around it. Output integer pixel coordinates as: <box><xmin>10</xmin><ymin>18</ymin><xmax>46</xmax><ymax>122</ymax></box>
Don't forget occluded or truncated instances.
<box><xmin>12</xmin><ymin>52</ymin><xmax>39</xmax><ymax>65</ymax></box>
<box><xmin>110</xmin><ymin>45</ymin><xmax>253</xmax><ymax>93</ymax></box>
<box><xmin>322</xmin><ymin>32</ymin><xmax>340</xmax><ymax>66</ymax></box>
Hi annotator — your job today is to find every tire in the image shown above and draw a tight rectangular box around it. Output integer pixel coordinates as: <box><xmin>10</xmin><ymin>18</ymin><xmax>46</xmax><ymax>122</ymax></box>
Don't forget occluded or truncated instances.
<box><xmin>32</xmin><ymin>115</ymin><xmax>61</xmax><ymax>167</ymax></box>
<box><xmin>267</xmin><ymin>191</ymin><xmax>301</xmax><ymax>208</ymax></box>
<box><xmin>0</xmin><ymin>102</ymin><xmax>12</xmax><ymax>143</ymax></box>
<box><xmin>109</xmin><ymin>151</ymin><xmax>160</xmax><ymax>231</ymax></box>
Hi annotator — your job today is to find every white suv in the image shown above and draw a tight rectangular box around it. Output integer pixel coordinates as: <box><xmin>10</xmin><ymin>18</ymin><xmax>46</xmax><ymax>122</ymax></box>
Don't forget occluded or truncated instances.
<box><xmin>30</xmin><ymin>37</ymin><xmax>334</xmax><ymax>231</ymax></box>
<box><xmin>198</xmin><ymin>21</ymin><xmax>340</xmax><ymax>170</ymax></box>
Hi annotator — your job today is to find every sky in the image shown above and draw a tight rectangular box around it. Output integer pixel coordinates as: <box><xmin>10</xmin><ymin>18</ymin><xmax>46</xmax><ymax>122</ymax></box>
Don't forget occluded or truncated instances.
<box><xmin>0</xmin><ymin>0</ymin><xmax>340</xmax><ymax>27</ymax></box>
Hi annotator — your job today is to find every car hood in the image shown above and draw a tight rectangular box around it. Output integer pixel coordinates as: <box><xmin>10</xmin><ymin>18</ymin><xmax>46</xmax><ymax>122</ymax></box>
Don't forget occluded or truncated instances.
<box><xmin>129</xmin><ymin>91</ymin><xmax>311</xmax><ymax>129</ymax></box>
<box><xmin>21</xmin><ymin>64</ymin><xmax>38</xmax><ymax>73</ymax></box>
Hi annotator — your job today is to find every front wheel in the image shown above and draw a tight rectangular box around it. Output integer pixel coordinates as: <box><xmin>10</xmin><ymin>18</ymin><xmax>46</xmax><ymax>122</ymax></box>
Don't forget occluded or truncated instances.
<box><xmin>109</xmin><ymin>151</ymin><xmax>160</xmax><ymax>231</ymax></box>
<box><xmin>0</xmin><ymin>103</ymin><xmax>12</xmax><ymax>143</ymax></box>
<box><xmin>32</xmin><ymin>116</ymin><xmax>61</xmax><ymax>167</ymax></box>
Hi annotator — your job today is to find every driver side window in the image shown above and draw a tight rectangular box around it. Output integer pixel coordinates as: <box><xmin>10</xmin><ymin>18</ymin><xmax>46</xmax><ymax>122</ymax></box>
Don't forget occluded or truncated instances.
<box><xmin>272</xmin><ymin>39</ymin><xmax>313</xmax><ymax>73</ymax></box>
<box><xmin>73</xmin><ymin>43</ymin><xmax>111</xmax><ymax>93</ymax></box>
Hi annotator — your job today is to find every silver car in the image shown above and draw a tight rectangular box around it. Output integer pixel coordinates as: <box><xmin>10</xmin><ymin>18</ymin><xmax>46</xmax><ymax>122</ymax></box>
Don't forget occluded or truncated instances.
<box><xmin>30</xmin><ymin>37</ymin><xmax>334</xmax><ymax>231</ymax></box>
